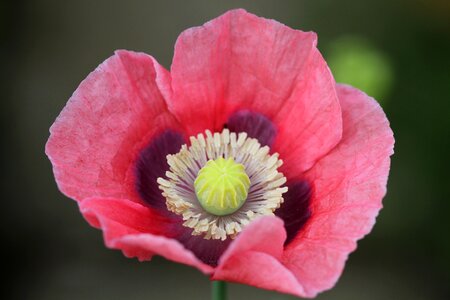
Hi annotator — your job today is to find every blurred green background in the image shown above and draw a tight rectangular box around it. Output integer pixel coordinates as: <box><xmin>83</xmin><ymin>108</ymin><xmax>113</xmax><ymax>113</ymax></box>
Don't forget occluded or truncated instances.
<box><xmin>2</xmin><ymin>0</ymin><xmax>450</xmax><ymax>299</ymax></box>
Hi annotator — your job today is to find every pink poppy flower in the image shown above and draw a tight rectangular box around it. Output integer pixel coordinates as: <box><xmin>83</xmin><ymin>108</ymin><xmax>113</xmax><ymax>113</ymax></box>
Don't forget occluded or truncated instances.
<box><xmin>46</xmin><ymin>9</ymin><xmax>394</xmax><ymax>298</ymax></box>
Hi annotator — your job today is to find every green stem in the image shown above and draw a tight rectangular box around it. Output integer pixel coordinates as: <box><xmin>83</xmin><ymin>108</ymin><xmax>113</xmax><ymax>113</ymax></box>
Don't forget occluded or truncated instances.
<box><xmin>212</xmin><ymin>280</ymin><xmax>227</xmax><ymax>300</ymax></box>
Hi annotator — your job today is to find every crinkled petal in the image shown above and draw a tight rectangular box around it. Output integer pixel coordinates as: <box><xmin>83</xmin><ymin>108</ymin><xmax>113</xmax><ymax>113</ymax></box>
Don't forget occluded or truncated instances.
<box><xmin>273</xmin><ymin>49</ymin><xmax>342</xmax><ymax>175</ymax></box>
<box><xmin>46</xmin><ymin>50</ymin><xmax>181</xmax><ymax>203</ymax></box>
<box><xmin>213</xmin><ymin>216</ymin><xmax>306</xmax><ymax>297</ymax></box>
<box><xmin>169</xmin><ymin>9</ymin><xmax>341</xmax><ymax>172</ymax></box>
<box><xmin>80</xmin><ymin>197</ymin><xmax>212</xmax><ymax>274</ymax></box>
<box><xmin>282</xmin><ymin>84</ymin><xmax>394</xmax><ymax>297</ymax></box>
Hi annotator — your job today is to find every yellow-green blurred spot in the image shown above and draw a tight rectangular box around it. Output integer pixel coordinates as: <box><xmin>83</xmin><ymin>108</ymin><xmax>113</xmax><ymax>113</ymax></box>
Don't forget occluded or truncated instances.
<box><xmin>327</xmin><ymin>36</ymin><xmax>394</xmax><ymax>103</ymax></box>
<box><xmin>194</xmin><ymin>157</ymin><xmax>250</xmax><ymax>216</ymax></box>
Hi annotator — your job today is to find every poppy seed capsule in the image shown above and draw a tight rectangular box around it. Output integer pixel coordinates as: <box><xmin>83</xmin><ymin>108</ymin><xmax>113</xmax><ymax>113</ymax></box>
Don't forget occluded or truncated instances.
<box><xmin>194</xmin><ymin>157</ymin><xmax>250</xmax><ymax>216</ymax></box>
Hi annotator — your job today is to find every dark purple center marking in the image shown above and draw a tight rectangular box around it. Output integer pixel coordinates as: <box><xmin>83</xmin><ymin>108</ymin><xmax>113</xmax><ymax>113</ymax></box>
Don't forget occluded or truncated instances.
<box><xmin>135</xmin><ymin>115</ymin><xmax>311</xmax><ymax>266</ymax></box>
<box><xmin>226</xmin><ymin>110</ymin><xmax>277</xmax><ymax>147</ymax></box>
<box><xmin>275</xmin><ymin>181</ymin><xmax>312</xmax><ymax>245</ymax></box>
<box><xmin>177</xmin><ymin>231</ymin><xmax>231</xmax><ymax>267</ymax></box>
<box><xmin>135</xmin><ymin>130</ymin><xmax>185</xmax><ymax>211</ymax></box>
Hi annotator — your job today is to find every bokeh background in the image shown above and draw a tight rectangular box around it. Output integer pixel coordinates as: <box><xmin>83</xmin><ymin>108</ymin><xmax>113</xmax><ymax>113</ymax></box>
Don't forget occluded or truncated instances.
<box><xmin>2</xmin><ymin>0</ymin><xmax>450</xmax><ymax>299</ymax></box>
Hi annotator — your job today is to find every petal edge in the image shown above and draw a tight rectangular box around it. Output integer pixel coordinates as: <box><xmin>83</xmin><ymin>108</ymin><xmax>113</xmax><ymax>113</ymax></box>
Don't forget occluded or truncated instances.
<box><xmin>282</xmin><ymin>84</ymin><xmax>394</xmax><ymax>297</ymax></box>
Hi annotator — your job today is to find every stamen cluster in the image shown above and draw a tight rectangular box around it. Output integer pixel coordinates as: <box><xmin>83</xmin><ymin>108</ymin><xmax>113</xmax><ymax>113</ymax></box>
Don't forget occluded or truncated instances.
<box><xmin>158</xmin><ymin>129</ymin><xmax>287</xmax><ymax>240</ymax></box>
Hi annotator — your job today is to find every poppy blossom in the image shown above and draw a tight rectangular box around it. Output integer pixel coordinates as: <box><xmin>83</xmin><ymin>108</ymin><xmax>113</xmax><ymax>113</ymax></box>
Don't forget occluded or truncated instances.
<box><xmin>46</xmin><ymin>9</ymin><xmax>394</xmax><ymax>298</ymax></box>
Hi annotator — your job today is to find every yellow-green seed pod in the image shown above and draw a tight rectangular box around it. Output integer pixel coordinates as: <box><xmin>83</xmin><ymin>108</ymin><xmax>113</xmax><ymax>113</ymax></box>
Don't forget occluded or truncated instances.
<box><xmin>194</xmin><ymin>157</ymin><xmax>250</xmax><ymax>216</ymax></box>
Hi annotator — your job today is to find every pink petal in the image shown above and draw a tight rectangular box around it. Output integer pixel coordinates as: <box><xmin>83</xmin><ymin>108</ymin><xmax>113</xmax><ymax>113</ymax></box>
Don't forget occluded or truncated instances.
<box><xmin>273</xmin><ymin>49</ymin><xmax>342</xmax><ymax>175</ymax></box>
<box><xmin>113</xmin><ymin>235</ymin><xmax>213</xmax><ymax>274</ymax></box>
<box><xmin>80</xmin><ymin>197</ymin><xmax>212</xmax><ymax>274</ymax></box>
<box><xmin>168</xmin><ymin>9</ymin><xmax>341</xmax><ymax>172</ymax></box>
<box><xmin>282</xmin><ymin>84</ymin><xmax>394</xmax><ymax>297</ymax></box>
<box><xmin>213</xmin><ymin>216</ymin><xmax>306</xmax><ymax>297</ymax></box>
<box><xmin>80</xmin><ymin>197</ymin><xmax>174</xmax><ymax>240</ymax></box>
<box><xmin>46</xmin><ymin>50</ymin><xmax>181</xmax><ymax>203</ymax></box>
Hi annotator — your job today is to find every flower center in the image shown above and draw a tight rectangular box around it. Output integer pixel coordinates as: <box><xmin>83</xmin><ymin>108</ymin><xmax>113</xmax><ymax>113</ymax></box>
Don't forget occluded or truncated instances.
<box><xmin>157</xmin><ymin>129</ymin><xmax>287</xmax><ymax>240</ymax></box>
<box><xmin>194</xmin><ymin>157</ymin><xmax>250</xmax><ymax>216</ymax></box>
